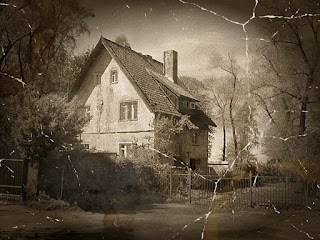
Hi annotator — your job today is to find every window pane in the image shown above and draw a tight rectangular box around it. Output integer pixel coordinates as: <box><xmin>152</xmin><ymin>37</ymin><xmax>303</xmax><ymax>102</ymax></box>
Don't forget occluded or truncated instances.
<box><xmin>85</xmin><ymin>106</ymin><xmax>90</xmax><ymax>121</ymax></box>
<box><xmin>127</xmin><ymin>103</ymin><xmax>132</xmax><ymax>120</ymax></box>
<box><xmin>120</xmin><ymin>103</ymin><xmax>126</xmax><ymax>120</ymax></box>
<box><xmin>192</xmin><ymin>132</ymin><xmax>198</xmax><ymax>145</ymax></box>
<box><xmin>111</xmin><ymin>71</ymin><xmax>117</xmax><ymax>83</ymax></box>
<box><xmin>133</xmin><ymin>102</ymin><xmax>137</xmax><ymax>119</ymax></box>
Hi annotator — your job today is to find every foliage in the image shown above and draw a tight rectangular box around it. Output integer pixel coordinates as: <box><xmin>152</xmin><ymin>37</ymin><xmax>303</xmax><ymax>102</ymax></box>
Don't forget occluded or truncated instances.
<box><xmin>0</xmin><ymin>87</ymin><xmax>87</xmax><ymax>163</ymax></box>
<box><xmin>153</xmin><ymin>115</ymin><xmax>198</xmax><ymax>158</ymax></box>
<box><xmin>39</xmin><ymin>151</ymin><xmax>165</xmax><ymax>212</ymax></box>
<box><xmin>0</xmin><ymin>0</ymin><xmax>94</xmax><ymax>96</ymax></box>
<box><xmin>39</xmin><ymin>48</ymin><xmax>92</xmax><ymax>94</ymax></box>
<box><xmin>115</xmin><ymin>34</ymin><xmax>131</xmax><ymax>48</ymax></box>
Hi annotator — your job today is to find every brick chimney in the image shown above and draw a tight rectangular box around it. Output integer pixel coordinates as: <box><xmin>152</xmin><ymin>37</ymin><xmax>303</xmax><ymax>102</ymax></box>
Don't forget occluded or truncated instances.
<box><xmin>163</xmin><ymin>50</ymin><xmax>178</xmax><ymax>83</ymax></box>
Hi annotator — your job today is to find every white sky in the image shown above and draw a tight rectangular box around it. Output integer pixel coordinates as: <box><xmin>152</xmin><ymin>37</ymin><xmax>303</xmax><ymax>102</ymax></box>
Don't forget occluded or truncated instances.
<box><xmin>75</xmin><ymin>0</ymin><xmax>261</xmax><ymax>80</ymax></box>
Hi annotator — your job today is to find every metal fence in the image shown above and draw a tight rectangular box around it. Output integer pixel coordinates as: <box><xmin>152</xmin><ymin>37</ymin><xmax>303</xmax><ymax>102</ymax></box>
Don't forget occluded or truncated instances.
<box><xmin>156</xmin><ymin>168</ymin><xmax>320</xmax><ymax>209</ymax></box>
<box><xmin>0</xmin><ymin>159</ymin><xmax>24</xmax><ymax>201</ymax></box>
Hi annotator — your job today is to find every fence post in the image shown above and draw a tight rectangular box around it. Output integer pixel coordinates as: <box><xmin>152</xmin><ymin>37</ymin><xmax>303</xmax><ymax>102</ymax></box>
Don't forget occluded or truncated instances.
<box><xmin>188</xmin><ymin>169</ymin><xmax>192</xmax><ymax>203</ymax></box>
<box><xmin>249</xmin><ymin>171</ymin><xmax>253</xmax><ymax>208</ymax></box>
<box><xmin>169</xmin><ymin>167</ymin><xmax>173</xmax><ymax>199</ymax></box>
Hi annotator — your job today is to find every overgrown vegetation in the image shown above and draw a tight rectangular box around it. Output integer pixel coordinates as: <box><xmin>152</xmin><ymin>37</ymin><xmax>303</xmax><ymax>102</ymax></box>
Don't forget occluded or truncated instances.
<box><xmin>39</xmin><ymin>150</ymin><xmax>166</xmax><ymax>212</ymax></box>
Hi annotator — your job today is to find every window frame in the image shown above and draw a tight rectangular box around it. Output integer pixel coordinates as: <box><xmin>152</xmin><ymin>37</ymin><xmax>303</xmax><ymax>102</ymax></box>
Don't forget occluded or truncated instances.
<box><xmin>190</xmin><ymin>102</ymin><xmax>195</xmax><ymax>109</ymax></box>
<box><xmin>82</xmin><ymin>143</ymin><xmax>90</xmax><ymax>150</ymax></box>
<box><xmin>118</xmin><ymin>142</ymin><xmax>137</xmax><ymax>158</ymax></box>
<box><xmin>84</xmin><ymin>106</ymin><xmax>91</xmax><ymax>121</ymax></box>
<box><xmin>110</xmin><ymin>70</ymin><xmax>118</xmax><ymax>84</ymax></box>
<box><xmin>192</xmin><ymin>131</ymin><xmax>199</xmax><ymax>146</ymax></box>
<box><xmin>119</xmin><ymin>101</ymin><xmax>138</xmax><ymax>121</ymax></box>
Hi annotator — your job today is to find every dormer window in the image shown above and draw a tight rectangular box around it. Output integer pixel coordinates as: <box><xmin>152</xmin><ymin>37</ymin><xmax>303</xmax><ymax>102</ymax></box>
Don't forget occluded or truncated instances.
<box><xmin>183</xmin><ymin>100</ymin><xmax>196</xmax><ymax>109</ymax></box>
<box><xmin>111</xmin><ymin>70</ymin><xmax>118</xmax><ymax>83</ymax></box>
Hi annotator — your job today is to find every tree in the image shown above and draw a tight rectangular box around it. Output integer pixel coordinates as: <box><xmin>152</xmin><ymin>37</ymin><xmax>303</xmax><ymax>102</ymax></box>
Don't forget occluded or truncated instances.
<box><xmin>251</xmin><ymin>0</ymin><xmax>320</xmax><ymax>174</ymax></box>
<box><xmin>205</xmin><ymin>53</ymin><xmax>247</xmax><ymax>163</ymax></box>
<box><xmin>0</xmin><ymin>87</ymin><xmax>87</xmax><ymax>164</ymax></box>
<box><xmin>115</xmin><ymin>34</ymin><xmax>131</xmax><ymax>48</ymax></box>
<box><xmin>255</xmin><ymin>0</ymin><xmax>320</xmax><ymax>136</ymax></box>
<box><xmin>0</xmin><ymin>0</ymin><xmax>94</xmax><ymax>96</ymax></box>
<box><xmin>39</xmin><ymin>48</ymin><xmax>92</xmax><ymax>94</ymax></box>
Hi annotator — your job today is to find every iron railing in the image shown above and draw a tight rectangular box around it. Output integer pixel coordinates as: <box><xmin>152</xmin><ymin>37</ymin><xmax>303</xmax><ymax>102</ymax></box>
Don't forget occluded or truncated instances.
<box><xmin>156</xmin><ymin>169</ymin><xmax>320</xmax><ymax>209</ymax></box>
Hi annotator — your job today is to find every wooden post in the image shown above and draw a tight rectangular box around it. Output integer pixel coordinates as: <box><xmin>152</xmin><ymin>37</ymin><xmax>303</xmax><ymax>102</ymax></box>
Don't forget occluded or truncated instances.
<box><xmin>169</xmin><ymin>167</ymin><xmax>173</xmax><ymax>199</ymax></box>
<box><xmin>188</xmin><ymin>169</ymin><xmax>192</xmax><ymax>203</ymax></box>
<box><xmin>249</xmin><ymin>171</ymin><xmax>253</xmax><ymax>208</ymax></box>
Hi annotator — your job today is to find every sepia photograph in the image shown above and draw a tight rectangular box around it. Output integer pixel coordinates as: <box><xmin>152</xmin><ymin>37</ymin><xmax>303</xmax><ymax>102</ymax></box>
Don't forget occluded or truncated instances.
<box><xmin>0</xmin><ymin>0</ymin><xmax>320</xmax><ymax>239</ymax></box>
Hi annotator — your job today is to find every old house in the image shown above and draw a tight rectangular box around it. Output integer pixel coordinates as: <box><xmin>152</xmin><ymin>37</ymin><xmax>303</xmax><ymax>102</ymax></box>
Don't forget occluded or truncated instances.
<box><xmin>69</xmin><ymin>37</ymin><xmax>215</xmax><ymax>170</ymax></box>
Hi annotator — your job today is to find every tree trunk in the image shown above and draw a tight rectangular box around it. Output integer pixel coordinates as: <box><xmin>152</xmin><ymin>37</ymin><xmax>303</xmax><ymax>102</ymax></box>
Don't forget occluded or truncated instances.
<box><xmin>299</xmin><ymin>75</ymin><xmax>313</xmax><ymax>136</ymax></box>
<box><xmin>299</xmin><ymin>97</ymin><xmax>308</xmax><ymax>135</ymax></box>
<box><xmin>229</xmin><ymin>100</ymin><xmax>238</xmax><ymax>157</ymax></box>
<box><xmin>222</xmin><ymin>114</ymin><xmax>226</xmax><ymax>162</ymax></box>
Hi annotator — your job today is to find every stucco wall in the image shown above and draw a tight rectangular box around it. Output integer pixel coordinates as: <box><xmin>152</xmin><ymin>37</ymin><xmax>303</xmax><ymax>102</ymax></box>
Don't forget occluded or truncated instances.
<box><xmin>76</xmin><ymin>50</ymin><xmax>155</xmax><ymax>153</ymax></box>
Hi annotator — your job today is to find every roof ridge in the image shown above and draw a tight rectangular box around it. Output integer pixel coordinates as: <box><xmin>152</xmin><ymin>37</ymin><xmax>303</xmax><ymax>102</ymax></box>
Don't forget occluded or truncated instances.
<box><xmin>103</xmin><ymin>37</ymin><xmax>162</xmax><ymax>66</ymax></box>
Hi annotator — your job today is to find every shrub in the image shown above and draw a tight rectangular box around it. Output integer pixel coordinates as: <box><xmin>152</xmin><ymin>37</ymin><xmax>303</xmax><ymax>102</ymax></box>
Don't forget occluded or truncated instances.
<box><xmin>39</xmin><ymin>150</ymin><xmax>165</xmax><ymax>212</ymax></box>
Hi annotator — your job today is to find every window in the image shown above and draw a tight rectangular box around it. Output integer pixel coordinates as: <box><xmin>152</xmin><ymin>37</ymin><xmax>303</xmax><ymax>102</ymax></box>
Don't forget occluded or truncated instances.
<box><xmin>183</xmin><ymin>101</ymin><xmax>190</xmax><ymax>109</ymax></box>
<box><xmin>190</xmin><ymin>102</ymin><xmax>195</xmax><ymax>109</ymax></box>
<box><xmin>94</xmin><ymin>74</ymin><xmax>101</xmax><ymax>85</ymax></box>
<box><xmin>192</xmin><ymin>131</ymin><xmax>199</xmax><ymax>145</ymax></box>
<box><xmin>119</xmin><ymin>143</ymin><xmax>137</xmax><ymax>158</ymax></box>
<box><xmin>84</xmin><ymin>106</ymin><xmax>90</xmax><ymax>121</ymax></box>
<box><xmin>82</xmin><ymin>143</ymin><xmax>90</xmax><ymax>150</ymax></box>
<box><xmin>120</xmin><ymin>101</ymin><xmax>138</xmax><ymax>121</ymax></box>
<box><xmin>111</xmin><ymin>70</ymin><xmax>118</xmax><ymax>83</ymax></box>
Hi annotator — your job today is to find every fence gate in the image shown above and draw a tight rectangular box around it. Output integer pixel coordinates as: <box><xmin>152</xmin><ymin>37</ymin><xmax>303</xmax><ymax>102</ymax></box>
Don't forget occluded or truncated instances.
<box><xmin>0</xmin><ymin>159</ymin><xmax>24</xmax><ymax>201</ymax></box>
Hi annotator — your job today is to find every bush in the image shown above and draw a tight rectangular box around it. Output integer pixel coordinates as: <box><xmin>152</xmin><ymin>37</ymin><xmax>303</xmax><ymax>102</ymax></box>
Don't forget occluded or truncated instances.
<box><xmin>38</xmin><ymin>150</ymin><xmax>165</xmax><ymax>212</ymax></box>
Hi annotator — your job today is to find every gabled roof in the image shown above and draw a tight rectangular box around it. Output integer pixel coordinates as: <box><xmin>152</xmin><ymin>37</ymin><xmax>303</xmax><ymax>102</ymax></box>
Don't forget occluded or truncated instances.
<box><xmin>101</xmin><ymin>37</ymin><xmax>180</xmax><ymax>116</ymax></box>
<box><xmin>70</xmin><ymin>36</ymin><xmax>215</xmax><ymax>126</ymax></box>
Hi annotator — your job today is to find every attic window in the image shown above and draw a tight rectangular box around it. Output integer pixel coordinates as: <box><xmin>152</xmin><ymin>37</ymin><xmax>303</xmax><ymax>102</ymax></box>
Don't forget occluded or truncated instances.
<box><xmin>111</xmin><ymin>70</ymin><xmax>118</xmax><ymax>83</ymax></box>
<box><xmin>94</xmin><ymin>74</ymin><xmax>101</xmax><ymax>85</ymax></box>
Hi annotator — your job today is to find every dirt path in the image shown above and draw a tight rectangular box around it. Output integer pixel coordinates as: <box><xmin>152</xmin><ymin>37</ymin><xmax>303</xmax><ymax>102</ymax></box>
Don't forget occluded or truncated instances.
<box><xmin>0</xmin><ymin>202</ymin><xmax>209</xmax><ymax>240</ymax></box>
<box><xmin>2</xmin><ymin>202</ymin><xmax>320</xmax><ymax>240</ymax></box>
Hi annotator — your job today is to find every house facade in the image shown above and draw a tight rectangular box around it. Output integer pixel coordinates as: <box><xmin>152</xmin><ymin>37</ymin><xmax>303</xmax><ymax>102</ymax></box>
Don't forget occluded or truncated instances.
<box><xmin>69</xmin><ymin>37</ymin><xmax>215</xmax><ymax>170</ymax></box>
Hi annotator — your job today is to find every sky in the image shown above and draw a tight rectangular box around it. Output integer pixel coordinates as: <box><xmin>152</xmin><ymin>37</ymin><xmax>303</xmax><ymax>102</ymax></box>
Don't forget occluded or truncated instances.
<box><xmin>76</xmin><ymin>0</ymin><xmax>261</xmax><ymax>80</ymax></box>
